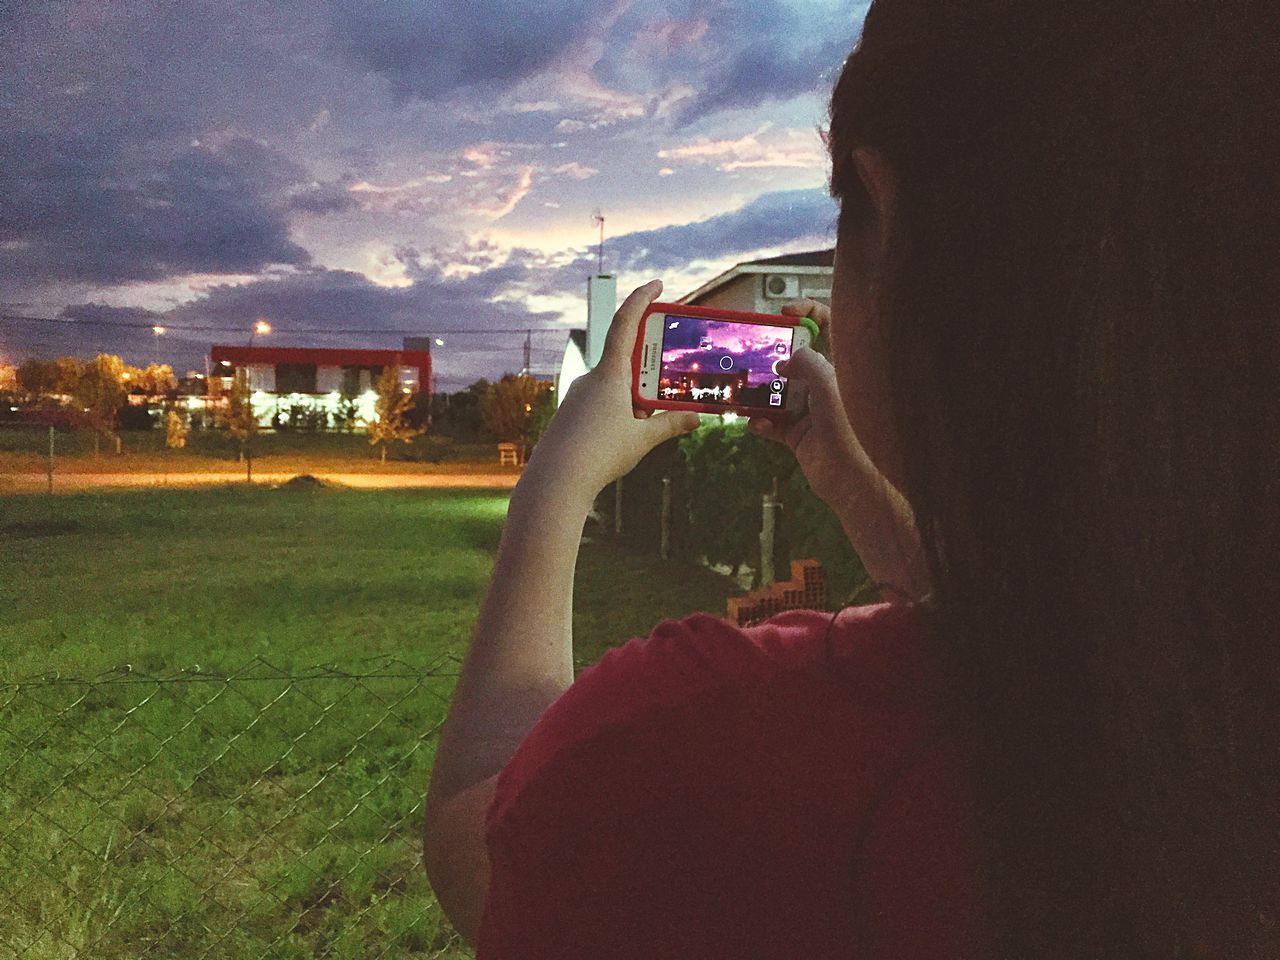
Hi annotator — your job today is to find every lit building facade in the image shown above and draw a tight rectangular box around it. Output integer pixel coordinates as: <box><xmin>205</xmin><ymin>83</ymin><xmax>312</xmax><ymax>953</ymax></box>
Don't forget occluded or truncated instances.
<box><xmin>208</xmin><ymin>343</ymin><xmax>432</xmax><ymax>428</ymax></box>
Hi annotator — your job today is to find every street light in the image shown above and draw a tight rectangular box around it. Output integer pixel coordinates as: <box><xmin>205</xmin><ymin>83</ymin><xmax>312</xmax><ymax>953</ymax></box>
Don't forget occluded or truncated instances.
<box><xmin>434</xmin><ymin>337</ymin><xmax>444</xmax><ymax>346</ymax></box>
<box><xmin>152</xmin><ymin>325</ymin><xmax>165</xmax><ymax>364</ymax></box>
<box><xmin>249</xmin><ymin>319</ymin><xmax>271</xmax><ymax>346</ymax></box>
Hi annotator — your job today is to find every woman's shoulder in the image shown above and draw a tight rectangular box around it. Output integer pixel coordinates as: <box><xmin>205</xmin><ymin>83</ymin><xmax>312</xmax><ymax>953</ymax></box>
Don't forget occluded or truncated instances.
<box><xmin>509</xmin><ymin>601</ymin><xmax>941</xmax><ymax>782</ymax></box>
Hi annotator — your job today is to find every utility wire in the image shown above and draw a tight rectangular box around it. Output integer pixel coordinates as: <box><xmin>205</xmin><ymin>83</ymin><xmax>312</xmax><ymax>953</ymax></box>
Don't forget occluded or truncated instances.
<box><xmin>0</xmin><ymin>313</ymin><xmax>576</xmax><ymax>337</ymax></box>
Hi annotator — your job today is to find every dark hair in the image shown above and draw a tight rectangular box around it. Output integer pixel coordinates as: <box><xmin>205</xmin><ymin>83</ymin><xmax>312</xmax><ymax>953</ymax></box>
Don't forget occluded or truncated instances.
<box><xmin>827</xmin><ymin>2</ymin><xmax>1279</xmax><ymax>957</ymax></box>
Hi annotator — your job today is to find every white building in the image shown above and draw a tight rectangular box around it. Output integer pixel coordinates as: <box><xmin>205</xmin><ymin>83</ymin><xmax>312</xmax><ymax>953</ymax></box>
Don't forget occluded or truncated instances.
<box><xmin>554</xmin><ymin>250</ymin><xmax>834</xmax><ymax>404</ymax></box>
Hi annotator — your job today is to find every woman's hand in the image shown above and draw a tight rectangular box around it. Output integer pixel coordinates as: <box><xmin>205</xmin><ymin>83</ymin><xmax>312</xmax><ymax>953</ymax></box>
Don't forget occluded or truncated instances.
<box><xmin>523</xmin><ymin>279</ymin><xmax>702</xmax><ymax>502</ymax></box>
<box><xmin>747</xmin><ymin>299</ymin><xmax>933</xmax><ymax>604</ymax></box>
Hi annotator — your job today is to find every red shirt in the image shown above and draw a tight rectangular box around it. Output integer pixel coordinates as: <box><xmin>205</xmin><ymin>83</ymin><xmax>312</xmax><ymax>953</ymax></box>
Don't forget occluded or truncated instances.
<box><xmin>478</xmin><ymin>602</ymin><xmax>992</xmax><ymax>958</ymax></box>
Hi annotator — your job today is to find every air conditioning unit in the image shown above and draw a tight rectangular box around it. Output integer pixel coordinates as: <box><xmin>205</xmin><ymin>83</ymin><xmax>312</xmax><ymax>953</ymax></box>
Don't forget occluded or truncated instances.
<box><xmin>763</xmin><ymin>274</ymin><xmax>801</xmax><ymax>299</ymax></box>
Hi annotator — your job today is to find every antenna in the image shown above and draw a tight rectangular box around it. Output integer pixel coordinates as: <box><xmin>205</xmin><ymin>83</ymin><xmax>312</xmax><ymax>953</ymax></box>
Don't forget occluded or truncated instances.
<box><xmin>591</xmin><ymin>209</ymin><xmax>605</xmax><ymax>275</ymax></box>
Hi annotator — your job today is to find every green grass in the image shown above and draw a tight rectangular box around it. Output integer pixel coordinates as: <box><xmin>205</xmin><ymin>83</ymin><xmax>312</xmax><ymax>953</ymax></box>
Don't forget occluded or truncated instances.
<box><xmin>0</xmin><ymin>488</ymin><xmax>741</xmax><ymax>958</ymax></box>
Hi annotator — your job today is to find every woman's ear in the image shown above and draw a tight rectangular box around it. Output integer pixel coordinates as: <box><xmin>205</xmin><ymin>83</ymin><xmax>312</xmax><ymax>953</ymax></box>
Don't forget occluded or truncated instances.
<box><xmin>852</xmin><ymin>147</ymin><xmax>897</xmax><ymax>253</ymax></box>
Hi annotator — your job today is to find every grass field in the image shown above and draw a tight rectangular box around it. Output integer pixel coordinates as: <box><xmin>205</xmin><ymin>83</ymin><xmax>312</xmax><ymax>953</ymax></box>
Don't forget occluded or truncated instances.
<box><xmin>0</xmin><ymin>426</ymin><xmax>520</xmax><ymax>475</ymax></box>
<box><xmin>0</xmin><ymin>487</ymin><xmax>742</xmax><ymax>958</ymax></box>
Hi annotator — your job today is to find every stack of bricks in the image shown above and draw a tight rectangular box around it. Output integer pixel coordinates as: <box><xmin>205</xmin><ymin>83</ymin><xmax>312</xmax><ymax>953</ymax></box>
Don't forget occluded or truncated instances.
<box><xmin>726</xmin><ymin>559</ymin><xmax>828</xmax><ymax>627</ymax></box>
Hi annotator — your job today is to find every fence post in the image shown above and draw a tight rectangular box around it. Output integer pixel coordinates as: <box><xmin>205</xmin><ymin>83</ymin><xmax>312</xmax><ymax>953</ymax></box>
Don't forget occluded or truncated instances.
<box><xmin>47</xmin><ymin>425</ymin><xmax>55</xmax><ymax>495</ymax></box>
<box><xmin>614</xmin><ymin>475</ymin><xmax>623</xmax><ymax>535</ymax></box>
<box><xmin>760</xmin><ymin>491</ymin><xmax>778</xmax><ymax>586</ymax></box>
<box><xmin>660</xmin><ymin>476</ymin><xmax>671</xmax><ymax>560</ymax></box>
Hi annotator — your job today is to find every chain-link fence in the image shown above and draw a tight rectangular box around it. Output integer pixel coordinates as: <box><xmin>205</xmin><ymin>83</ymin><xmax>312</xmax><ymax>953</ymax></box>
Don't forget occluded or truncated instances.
<box><xmin>0</xmin><ymin>655</ymin><xmax>472</xmax><ymax>960</ymax></box>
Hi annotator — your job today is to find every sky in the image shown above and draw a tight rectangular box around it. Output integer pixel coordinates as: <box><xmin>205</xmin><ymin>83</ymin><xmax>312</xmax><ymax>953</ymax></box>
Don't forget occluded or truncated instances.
<box><xmin>0</xmin><ymin>0</ymin><xmax>865</xmax><ymax>391</ymax></box>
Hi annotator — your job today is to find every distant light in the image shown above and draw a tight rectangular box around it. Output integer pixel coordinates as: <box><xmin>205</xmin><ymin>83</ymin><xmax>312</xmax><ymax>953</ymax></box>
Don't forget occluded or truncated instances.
<box><xmin>402</xmin><ymin>387</ymin><xmax>411</xmax><ymax>394</ymax></box>
<box><xmin>524</xmin><ymin>403</ymin><xmax>532</xmax><ymax>412</ymax></box>
<box><xmin>152</xmin><ymin>325</ymin><xmax>166</xmax><ymax>335</ymax></box>
<box><xmin>404</xmin><ymin>378</ymin><xmax>414</xmax><ymax>384</ymax></box>
<box><xmin>220</xmin><ymin>360</ymin><xmax>231</xmax><ymax>367</ymax></box>
<box><xmin>121</xmin><ymin>372</ymin><xmax>131</xmax><ymax>380</ymax></box>
<box><xmin>722</xmin><ymin>412</ymin><xmax>739</xmax><ymax>424</ymax></box>
<box><xmin>8</xmin><ymin>406</ymin><xmax>16</xmax><ymax>412</ymax></box>
<box><xmin>434</xmin><ymin>338</ymin><xmax>444</xmax><ymax>346</ymax></box>
<box><xmin>254</xmin><ymin>320</ymin><xmax>271</xmax><ymax>335</ymax></box>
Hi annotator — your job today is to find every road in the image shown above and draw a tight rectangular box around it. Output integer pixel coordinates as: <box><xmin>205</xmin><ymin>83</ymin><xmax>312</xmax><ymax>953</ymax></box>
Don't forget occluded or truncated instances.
<box><xmin>0</xmin><ymin>471</ymin><xmax>522</xmax><ymax>492</ymax></box>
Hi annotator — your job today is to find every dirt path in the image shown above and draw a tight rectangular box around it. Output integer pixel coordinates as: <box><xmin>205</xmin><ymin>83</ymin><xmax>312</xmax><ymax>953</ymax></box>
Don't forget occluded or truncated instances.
<box><xmin>0</xmin><ymin>471</ymin><xmax>521</xmax><ymax>492</ymax></box>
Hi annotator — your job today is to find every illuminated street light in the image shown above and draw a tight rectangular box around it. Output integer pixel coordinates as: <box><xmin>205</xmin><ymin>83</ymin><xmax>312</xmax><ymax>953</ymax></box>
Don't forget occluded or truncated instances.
<box><xmin>152</xmin><ymin>325</ymin><xmax>166</xmax><ymax>335</ymax></box>
<box><xmin>255</xmin><ymin>320</ymin><xmax>271</xmax><ymax>335</ymax></box>
<box><xmin>152</xmin><ymin>324</ymin><xmax>165</xmax><ymax>364</ymax></box>
<box><xmin>434</xmin><ymin>337</ymin><xmax>444</xmax><ymax>346</ymax></box>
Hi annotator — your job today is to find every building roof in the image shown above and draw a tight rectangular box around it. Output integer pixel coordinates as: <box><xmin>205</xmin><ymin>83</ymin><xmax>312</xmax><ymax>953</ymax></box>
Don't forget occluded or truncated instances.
<box><xmin>209</xmin><ymin>345</ymin><xmax>432</xmax><ymax>368</ymax></box>
<box><xmin>679</xmin><ymin>247</ymin><xmax>836</xmax><ymax>305</ymax></box>
<box><xmin>739</xmin><ymin>249</ymin><xmax>835</xmax><ymax>268</ymax></box>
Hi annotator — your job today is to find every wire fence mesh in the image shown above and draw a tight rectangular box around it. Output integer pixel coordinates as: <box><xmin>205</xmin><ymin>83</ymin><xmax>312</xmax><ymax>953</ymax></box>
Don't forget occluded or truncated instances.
<box><xmin>0</xmin><ymin>654</ymin><xmax>473</xmax><ymax>960</ymax></box>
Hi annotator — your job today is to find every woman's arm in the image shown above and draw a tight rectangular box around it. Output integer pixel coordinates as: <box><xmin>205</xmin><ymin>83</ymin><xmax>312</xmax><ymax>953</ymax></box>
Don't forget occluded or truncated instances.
<box><xmin>422</xmin><ymin>279</ymin><xmax>701</xmax><ymax>883</ymax></box>
<box><xmin>750</xmin><ymin>299</ymin><xmax>933</xmax><ymax>605</ymax></box>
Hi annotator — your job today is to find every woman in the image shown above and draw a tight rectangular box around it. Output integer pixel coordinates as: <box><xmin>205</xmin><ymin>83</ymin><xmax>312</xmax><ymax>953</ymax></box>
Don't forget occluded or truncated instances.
<box><xmin>424</xmin><ymin>1</ymin><xmax>1279</xmax><ymax>956</ymax></box>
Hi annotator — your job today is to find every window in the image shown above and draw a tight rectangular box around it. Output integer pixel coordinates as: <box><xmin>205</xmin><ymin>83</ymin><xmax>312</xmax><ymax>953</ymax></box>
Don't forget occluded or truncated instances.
<box><xmin>275</xmin><ymin>363</ymin><xmax>317</xmax><ymax>394</ymax></box>
<box><xmin>340</xmin><ymin>365</ymin><xmax>362</xmax><ymax>396</ymax></box>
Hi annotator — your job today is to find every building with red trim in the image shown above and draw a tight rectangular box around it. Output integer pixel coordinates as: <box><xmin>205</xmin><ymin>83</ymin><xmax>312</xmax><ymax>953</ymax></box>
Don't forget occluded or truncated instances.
<box><xmin>208</xmin><ymin>340</ymin><xmax>432</xmax><ymax>428</ymax></box>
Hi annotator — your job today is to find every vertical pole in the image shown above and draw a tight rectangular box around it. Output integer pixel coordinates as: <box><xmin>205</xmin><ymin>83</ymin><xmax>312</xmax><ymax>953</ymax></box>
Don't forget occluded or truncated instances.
<box><xmin>47</xmin><ymin>425</ymin><xmax>54</xmax><ymax>495</ymax></box>
<box><xmin>614</xmin><ymin>475</ymin><xmax>623</xmax><ymax>535</ymax></box>
<box><xmin>660</xmin><ymin>476</ymin><xmax>671</xmax><ymax>560</ymax></box>
<box><xmin>760</xmin><ymin>492</ymin><xmax>777</xmax><ymax>586</ymax></box>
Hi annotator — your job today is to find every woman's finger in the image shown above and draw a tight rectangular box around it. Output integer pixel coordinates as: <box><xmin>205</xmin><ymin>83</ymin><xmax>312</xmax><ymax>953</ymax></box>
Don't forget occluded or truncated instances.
<box><xmin>600</xmin><ymin>279</ymin><xmax>662</xmax><ymax>371</ymax></box>
<box><xmin>779</xmin><ymin>298</ymin><xmax>831</xmax><ymax>329</ymax></box>
<box><xmin>778</xmin><ymin>348</ymin><xmax>841</xmax><ymax>420</ymax></box>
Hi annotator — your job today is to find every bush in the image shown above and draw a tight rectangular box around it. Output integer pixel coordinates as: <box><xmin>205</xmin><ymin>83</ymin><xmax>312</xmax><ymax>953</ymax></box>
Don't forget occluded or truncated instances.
<box><xmin>599</xmin><ymin>416</ymin><xmax>870</xmax><ymax>599</ymax></box>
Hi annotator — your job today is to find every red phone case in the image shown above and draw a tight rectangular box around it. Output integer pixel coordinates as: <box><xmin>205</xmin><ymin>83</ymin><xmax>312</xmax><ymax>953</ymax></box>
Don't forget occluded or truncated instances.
<box><xmin>631</xmin><ymin>301</ymin><xmax>807</xmax><ymax>424</ymax></box>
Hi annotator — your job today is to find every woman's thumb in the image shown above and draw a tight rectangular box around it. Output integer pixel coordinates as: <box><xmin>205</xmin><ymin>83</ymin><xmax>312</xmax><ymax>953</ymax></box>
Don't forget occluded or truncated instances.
<box><xmin>783</xmin><ymin>347</ymin><xmax>840</xmax><ymax>410</ymax></box>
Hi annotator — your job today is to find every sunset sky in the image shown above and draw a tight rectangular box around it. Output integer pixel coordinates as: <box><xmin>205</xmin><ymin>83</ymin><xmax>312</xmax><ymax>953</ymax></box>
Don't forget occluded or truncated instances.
<box><xmin>0</xmin><ymin>1</ymin><xmax>865</xmax><ymax>389</ymax></box>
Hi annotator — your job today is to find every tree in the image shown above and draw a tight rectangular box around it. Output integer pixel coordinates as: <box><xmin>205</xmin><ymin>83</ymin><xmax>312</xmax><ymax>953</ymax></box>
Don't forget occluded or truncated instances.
<box><xmin>480</xmin><ymin>374</ymin><xmax>552</xmax><ymax>457</ymax></box>
<box><xmin>16</xmin><ymin>358</ymin><xmax>60</xmax><ymax>399</ymax></box>
<box><xmin>224</xmin><ymin>368</ymin><xmax>258</xmax><ymax>479</ymax></box>
<box><xmin>0</xmin><ymin>363</ymin><xmax>15</xmax><ymax>395</ymax></box>
<box><xmin>128</xmin><ymin>363</ymin><xmax>176</xmax><ymax>397</ymax></box>
<box><xmin>74</xmin><ymin>354</ymin><xmax>127</xmax><ymax>456</ymax></box>
<box><xmin>367</xmin><ymin>362</ymin><xmax>423</xmax><ymax>463</ymax></box>
<box><xmin>524</xmin><ymin>385</ymin><xmax>556</xmax><ymax>449</ymax></box>
<box><xmin>335</xmin><ymin>383</ymin><xmax>360</xmax><ymax>433</ymax></box>
<box><xmin>54</xmin><ymin>356</ymin><xmax>85</xmax><ymax>396</ymax></box>
<box><xmin>166</xmin><ymin>409</ymin><xmax>188</xmax><ymax>449</ymax></box>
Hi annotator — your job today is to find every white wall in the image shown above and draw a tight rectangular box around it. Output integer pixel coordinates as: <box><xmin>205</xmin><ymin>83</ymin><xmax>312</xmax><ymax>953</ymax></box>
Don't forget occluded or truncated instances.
<box><xmin>585</xmin><ymin>274</ymin><xmax>617</xmax><ymax>369</ymax></box>
<box><xmin>316</xmin><ymin>366</ymin><xmax>343</xmax><ymax>393</ymax></box>
<box><xmin>246</xmin><ymin>364</ymin><xmax>275</xmax><ymax>392</ymax></box>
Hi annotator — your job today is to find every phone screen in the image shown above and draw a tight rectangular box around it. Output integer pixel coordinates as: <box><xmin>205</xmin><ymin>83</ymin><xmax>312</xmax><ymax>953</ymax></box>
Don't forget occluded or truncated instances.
<box><xmin>658</xmin><ymin>314</ymin><xmax>794</xmax><ymax>410</ymax></box>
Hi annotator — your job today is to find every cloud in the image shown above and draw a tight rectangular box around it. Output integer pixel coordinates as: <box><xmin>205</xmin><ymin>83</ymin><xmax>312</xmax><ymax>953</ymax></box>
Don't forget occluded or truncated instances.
<box><xmin>658</xmin><ymin>124</ymin><xmax>827</xmax><ymax>172</ymax></box>
<box><xmin>551</xmin><ymin>162</ymin><xmax>599</xmax><ymax>180</ymax></box>
<box><xmin>604</xmin><ymin>187</ymin><xmax>838</xmax><ymax>272</ymax></box>
<box><xmin>0</xmin><ymin>134</ymin><xmax>312</xmax><ymax>287</ymax></box>
<box><xmin>329</xmin><ymin>0</ymin><xmax>605</xmax><ymax>101</ymax></box>
<box><xmin>592</xmin><ymin>0</ymin><xmax>864</xmax><ymax>127</ymax></box>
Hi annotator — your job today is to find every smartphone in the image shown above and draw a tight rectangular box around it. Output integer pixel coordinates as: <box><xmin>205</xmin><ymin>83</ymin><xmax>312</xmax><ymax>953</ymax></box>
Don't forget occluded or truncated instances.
<box><xmin>632</xmin><ymin>302</ymin><xmax>814</xmax><ymax>422</ymax></box>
